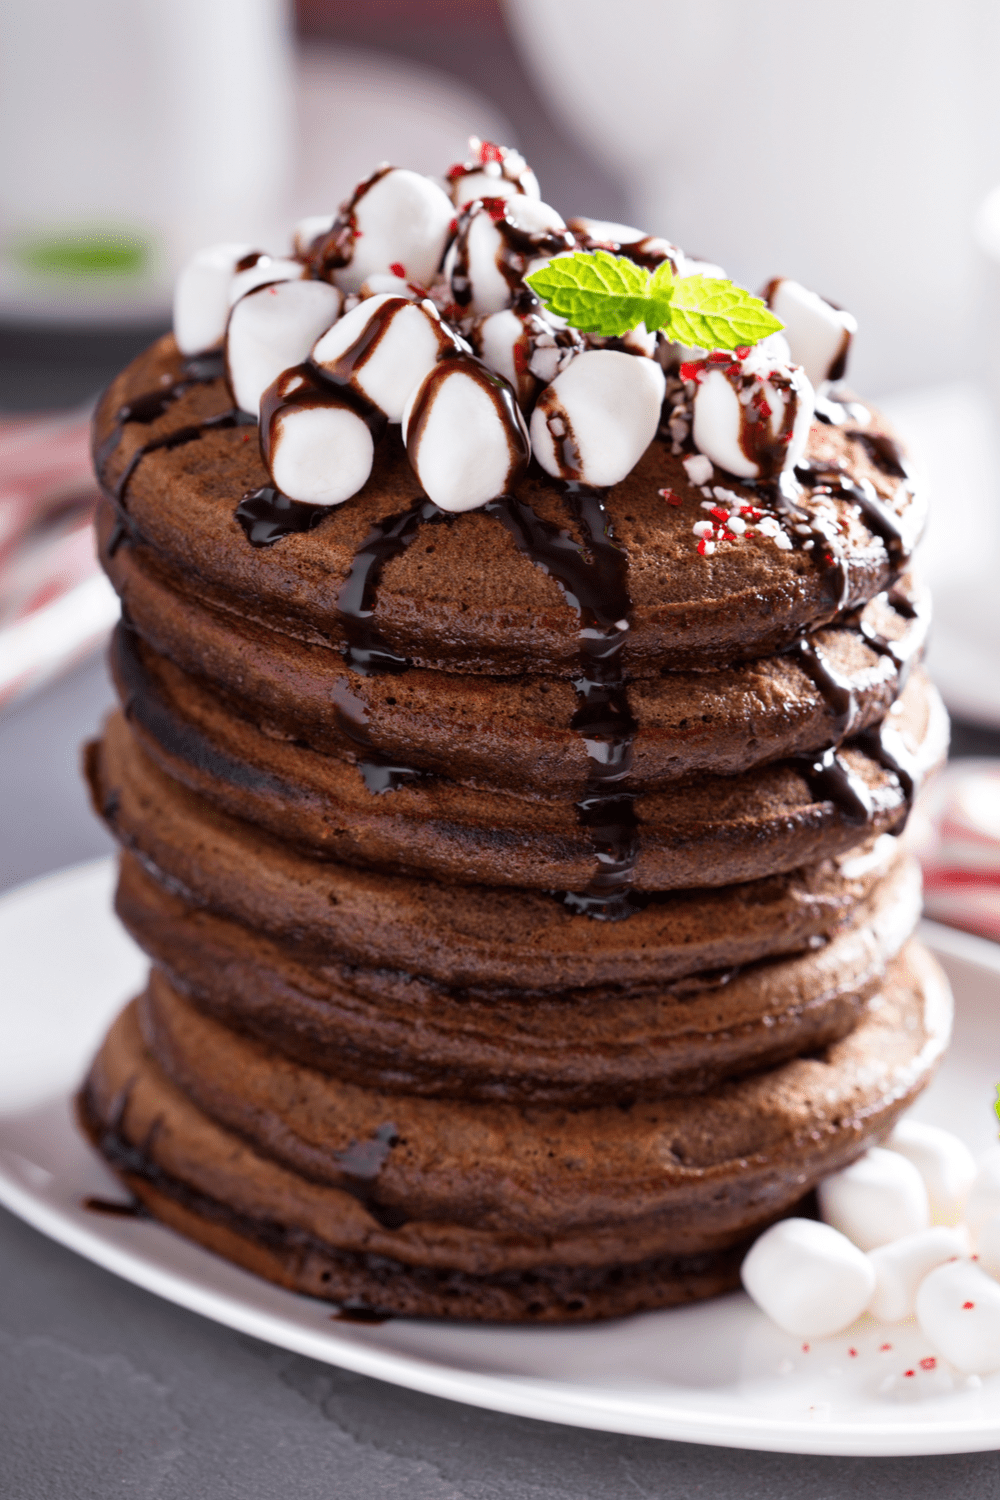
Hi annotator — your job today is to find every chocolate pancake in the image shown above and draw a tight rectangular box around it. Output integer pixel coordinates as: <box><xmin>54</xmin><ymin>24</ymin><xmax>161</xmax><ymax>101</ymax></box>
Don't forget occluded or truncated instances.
<box><xmin>80</xmin><ymin>942</ymin><xmax>950</xmax><ymax>1321</ymax></box>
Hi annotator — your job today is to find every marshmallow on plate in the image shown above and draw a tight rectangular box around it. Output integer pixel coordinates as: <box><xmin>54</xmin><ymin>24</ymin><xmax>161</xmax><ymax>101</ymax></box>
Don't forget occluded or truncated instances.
<box><xmin>867</xmin><ymin>1224</ymin><xmax>970</xmax><ymax>1322</ymax></box>
<box><xmin>226</xmin><ymin>279</ymin><xmax>342</xmax><ymax>415</ymax></box>
<box><xmin>817</xmin><ymin>1146</ymin><xmax>930</xmax><ymax>1251</ymax></box>
<box><xmin>448</xmin><ymin>138</ymin><xmax>540</xmax><ymax>208</ymax></box>
<box><xmin>885</xmin><ymin>1119</ymin><xmax>977</xmax><ymax>1224</ymax></box>
<box><xmin>689</xmin><ymin>347</ymin><xmax>814</xmax><ymax>481</ymax></box>
<box><xmin>741</xmin><ymin>1218</ymin><xmax>875</xmax><ymax>1338</ymax></box>
<box><xmin>312</xmin><ymin>294</ymin><xmax>462</xmax><ymax>423</ymax></box>
<box><xmin>260</xmin><ymin>366</ymin><xmax>375</xmax><ymax>507</ymax></box>
<box><xmin>964</xmin><ymin>1146</ymin><xmax>1000</xmax><ymax>1238</ymax></box>
<box><xmin>530</xmin><ymin>349</ymin><xmax>665</xmax><ymax>488</ymax></box>
<box><xmin>916</xmin><ymin>1259</ymin><xmax>1000</xmax><ymax>1374</ymax></box>
<box><xmin>229</xmin><ymin>255</ymin><xmax>305</xmax><ymax>307</ymax></box>
<box><xmin>472</xmin><ymin>307</ymin><xmax>583</xmax><ymax>408</ymax></box>
<box><xmin>173</xmin><ymin>242</ymin><xmax>256</xmax><ymax>355</ymax></box>
<box><xmin>310</xmin><ymin>167</ymin><xmax>454</xmax><ymax>294</ymax></box>
<box><xmin>402</xmin><ymin>355</ymin><xmax>529</xmax><ymax>513</ymax></box>
<box><xmin>764</xmin><ymin>278</ymin><xmax>857</xmax><ymax>389</ymax></box>
<box><xmin>444</xmin><ymin>195</ymin><xmax>572</xmax><ymax>317</ymax></box>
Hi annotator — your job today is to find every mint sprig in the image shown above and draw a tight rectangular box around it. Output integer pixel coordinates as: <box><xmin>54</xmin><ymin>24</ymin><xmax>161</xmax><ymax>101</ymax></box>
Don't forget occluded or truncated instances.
<box><xmin>524</xmin><ymin>252</ymin><xmax>783</xmax><ymax>350</ymax></box>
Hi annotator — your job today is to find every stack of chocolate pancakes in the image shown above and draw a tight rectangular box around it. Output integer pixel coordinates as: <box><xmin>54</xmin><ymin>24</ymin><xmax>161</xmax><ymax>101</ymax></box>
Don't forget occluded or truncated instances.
<box><xmin>81</xmin><ymin>329</ymin><xmax>950</xmax><ymax>1322</ymax></box>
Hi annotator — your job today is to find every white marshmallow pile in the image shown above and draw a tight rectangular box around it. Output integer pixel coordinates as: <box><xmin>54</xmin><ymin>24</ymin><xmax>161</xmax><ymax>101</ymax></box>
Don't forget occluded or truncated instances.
<box><xmin>741</xmin><ymin>1121</ymin><xmax>1000</xmax><ymax>1375</ymax></box>
<box><xmin>765</xmin><ymin>278</ymin><xmax>857</xmax><ymax>390</ymax></box>
<box><xmin>169</xmin><ymin>140</ymin><xmax>857</xmax><ymax>517</ymax></box>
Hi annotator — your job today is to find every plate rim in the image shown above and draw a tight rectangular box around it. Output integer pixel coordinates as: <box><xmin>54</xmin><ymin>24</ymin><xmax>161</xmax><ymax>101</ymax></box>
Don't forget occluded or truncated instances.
<box><xmin>2</xmin><ymin>855</ymin><xmax>1000</xmax><ymax>1458</ymax></box>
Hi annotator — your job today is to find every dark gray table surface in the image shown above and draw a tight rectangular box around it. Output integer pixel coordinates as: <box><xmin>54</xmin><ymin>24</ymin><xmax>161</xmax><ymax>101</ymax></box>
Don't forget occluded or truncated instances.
<box><xmin>3</xmin><ymin>660</ymin><xmax>1000</xmax><ymax>1496</ymax></box>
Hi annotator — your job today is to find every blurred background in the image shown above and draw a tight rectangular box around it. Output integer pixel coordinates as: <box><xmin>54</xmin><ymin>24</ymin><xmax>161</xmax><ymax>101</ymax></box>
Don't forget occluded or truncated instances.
<box><xmin>0</xmin><ymin>0</ymin><xmax>998</xmax><ymax>934</ymax></box>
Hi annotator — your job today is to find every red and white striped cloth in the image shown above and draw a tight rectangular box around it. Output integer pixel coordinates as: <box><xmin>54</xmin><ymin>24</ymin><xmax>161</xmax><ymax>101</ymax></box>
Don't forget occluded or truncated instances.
<box><xmin>0</xmin><ymin>409</ymin><xmax>119</xmax><ymax>713</ymax></box>
<box><xmin>911</xmin><ymin>759</ymin><xmax>1000</xmax><ymax>943</ymax></box>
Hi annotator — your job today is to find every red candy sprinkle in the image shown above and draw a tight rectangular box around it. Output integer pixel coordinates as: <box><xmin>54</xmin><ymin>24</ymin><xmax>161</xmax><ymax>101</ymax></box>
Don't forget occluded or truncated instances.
<box><xmin>759</xmin><ymin>400</ymin><xmax>772</xmax><ymax>420</ymax></box>
<box><xmin>448</xmin><ymin>217</ymin><xmax>458</xmax><ymax>236</ymax></box>
<box><xmin>848</xmin><ymin>1348</ymin><xmax>858</xmax><ymax>1358</ymax></box>
<box><xmin>658</xmin><ymin>487</ymin><xmax>682</xmax><ymax>506</ymax></box>
<box><xmin>389</xmin><ymin>262</ymin><xmax>406</xmax><ymax>278</ymax></box>
<box><xmin>446</xmin><ymin>163</ymin><xmax>465</xmax><ymax>180</ymax></box>
<box><xmin>802</xmin><ymin>1343</ymin><xmax>810</xmax><ymax>1353</ymax></box>
<box><xmin>735</xmin><ymin>345</ymin><xmax>751</xmax><ymax>358</ymax></box>
<box><xmin>920</xmin><ymin>1357</ymin><xmax>937</xmax><ymax>1371</ymax></box>
<box><xmin>483</xmin><ymin>197</ymin><xmax>508</xmax><ymax>221</ymax></box>
<box><xmin>707</xmin><ymin>349</ymin><xmax>731</xmax><ymax>363</ymax></box>
<box><xmin>963</xmin><ymin>1301</ymin><xmax>975</xmax><ymax>1310</ymax></box>
<box><xmin>480</xmin><ymin>140</ymin><xmax>503</xmax><ymax>163</ymax></box>
<box><xmin>679</xmin><ymin>361</ymin><xmax>702</xmax><ymax>383</ymax></box>
<box><xmin>879</xmin><ymin>1343</ymin><xmax>893</xmax><ymax>1352</ymax></box>
<box><xmin>709</xmin><ymin>506</ymin><xmax>730</xmax><ymax>522</ymax></box>
<box><xmin>904</xmin><ymin>1369</ymin><xmax>916</xmax><ymax>1379</ymax></box>
<box><xmin>697</xmin><ymin>538</ymin><xmax>711</xmax><ymax>556</ymax></box>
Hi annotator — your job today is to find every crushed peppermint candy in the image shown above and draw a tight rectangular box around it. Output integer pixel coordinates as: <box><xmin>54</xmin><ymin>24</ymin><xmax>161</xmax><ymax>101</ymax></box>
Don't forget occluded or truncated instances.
<box><xmin>658</xmin><ymin>487</ymin><xmax>683</xmax><ymax>506</ymax></box>
<box><xmin>682</xmin><ymin>453</ymin><xmax>713</xmax><ymax>486</ymax></box>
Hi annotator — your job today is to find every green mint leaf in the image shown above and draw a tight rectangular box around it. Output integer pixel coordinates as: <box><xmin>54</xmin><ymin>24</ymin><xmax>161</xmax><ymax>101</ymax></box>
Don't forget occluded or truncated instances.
<box><xmin>525</xmin><ymin>250</ymin><xmax>784</xmax><ymax>351</ymax></box>
<box><xmin>524</xmin><ymin>250</ymin><xmax>651</xmax><ymax>337</ymax></box>
<box><xmin>665</xmin><ymin>275</ymin><xmax>783</xmax><ymax>351</ymax></box>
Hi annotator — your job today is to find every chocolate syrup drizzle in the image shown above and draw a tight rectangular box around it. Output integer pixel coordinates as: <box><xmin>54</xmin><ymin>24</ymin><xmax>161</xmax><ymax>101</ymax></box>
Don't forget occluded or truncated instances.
<box><xmin>449</xmin><ymin>197</ymin><xmax>575</xmax><ymax>309</ymax></box>
<box><xmin>95</xmin><ymin>350</ymin><xmax>254</xmax><ymax>554</ymax></box>
<box><xmin>484</xmin><ymin>483</ymin><xmax>641</xmax><ymax>919</ymax></box>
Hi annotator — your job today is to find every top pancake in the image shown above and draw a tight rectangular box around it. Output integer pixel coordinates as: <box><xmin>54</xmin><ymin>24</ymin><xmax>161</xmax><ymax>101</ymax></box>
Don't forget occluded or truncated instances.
<box><xmin>94</xmin><ymin>336</ymin><xmax>925</xmax><ymax>676</ymax></box>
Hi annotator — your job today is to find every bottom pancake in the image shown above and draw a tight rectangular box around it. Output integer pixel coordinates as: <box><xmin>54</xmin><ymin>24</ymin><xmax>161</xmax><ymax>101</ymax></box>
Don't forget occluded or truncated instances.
<box><xmin>79</xmin><ymin>942</ymin><xmax>950</xmax><ymax>1321</ymax></box>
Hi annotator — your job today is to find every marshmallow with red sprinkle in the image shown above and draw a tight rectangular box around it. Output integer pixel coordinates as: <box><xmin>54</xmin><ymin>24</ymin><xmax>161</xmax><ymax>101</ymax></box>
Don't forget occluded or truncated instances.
<box><xmin>444</xmin><ymin>195</ymin><xmax>572</xmax><ymax>317</ymax></box>
<box><xmin>764</xmin><ymin>278</ymin><xmax>857</xmax><ymax>389</ymax></box>
<box><xmin>312</xmin><ymin>294</ymin><xmax>463</xmax><ymax>423</ymax></box>
<box><xmin>173</xmin><ymin>242</ymin><xmax>256</xmax><ymax>355</ymax></box>
<box><xmin>688</xmin><ymin>345</ymin><xmax>814</xmax><ymax>480</ymax></box>
<box><xmin>228</xmin><ymin>255</ymin><xmax>305</xmax><ymax>308</ymax></box>
<box><xmin>261</xmin><ymin>366</ymin><xmax>375</xmax><ymax>507</ymax></box>
<box><xmin>472</xmin><ymin>307</ymin><xmax>584</xmax><ymax>408</ymax></box>
<box><xmin>226</xmin><ymin>279</ymin><xmax>342</xmax><ymax>414</ymax></box>
<box><xmin>530</xmin><ymin>349</ymin><xmax>665</xmax><ymax>487</ymax></box>
<box><xmin>741</xmin><ymin>1218</ymin><xmax>875</xmax><ymax>1338</ymax></box>
<box><xmin>402</xmin><ymin>355</ymin><xmax>530</xmax><ymax>512</ymax></box>
<box><xmin>916</xmin><ymin>1260</ymin><xmax>1000</xmax><ymax>1374</ymax></box>
<box><xmin>448</xmin><ymin>137</ymin><xmax>540</xmax><ymax>208</ymax></box>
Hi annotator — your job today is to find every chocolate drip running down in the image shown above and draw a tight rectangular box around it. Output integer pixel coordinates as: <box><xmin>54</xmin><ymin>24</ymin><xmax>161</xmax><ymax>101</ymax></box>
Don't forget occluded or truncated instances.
<box><xmin>305</xmin><ymin>163</ymin><xmax>394</xmax><ymax>279</ymax></box>
<box><xmin>95</xmin><ymin>350</ymin><xmax>235</xmax><ymax>554</ymax></box>
<box><xmin>485</xmin><ymin>483</ymin><xmax>641</xmax><ymax>920</ymax></box>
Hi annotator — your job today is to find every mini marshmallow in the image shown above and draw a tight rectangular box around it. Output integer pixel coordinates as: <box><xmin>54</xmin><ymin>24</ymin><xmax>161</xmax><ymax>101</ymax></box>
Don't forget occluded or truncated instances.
<box><xmin>449</xmin><ymin>139</ymin><xmax>540</xmax><ymax>208</ymax></box>
<box><xmin>263</xmin><ymin>369</ymin><xmax>374</xmax><ymax>507</ymax></box>
<box><xmin>472</xmin><ymin>307</ymin><xmax>583</xmax><ymax>407</ymax></box>
<box><xmin>402</xmin><ymin>356</ymin><xmax>529</xmax><ymax>513</ymax></box>
<box><xmin>530</xmin><ymin>350</ymin><xmax>665</xmax><ymax>488</ymax></box>
<box><xmin>331</xmin><ymin>168</ymin><xmax>454</xmax><ymax>294</ymax></box>
<box><xmin>292</xmin><ymin>214</ymin><xmax>335</xmax><ymax>258</ymax></box>
<box><xmin>691</xmin><ymin>352</ymin><xmax>814</xmax><ymax>481</ymax></box>
<box><xmin>867</xmin><ymin>1225</ymin><xmax>970</xmax><ymax>1322</ymax></box>
<box><xmin>312</xmin><ymin>294</ymin><xmax>459</xmax><ymax>423</ymax></box>
<box><xmin>817</xmin><ymin>1146</ymin><xmax>930</xmax><ymax>1251</ymax></box>
<box><xmin>964</xmin><ymin>1146</ymin><xmax>1000</xmax><ymax>1238</ymax></box>
<box><xmin>741</xmin><ymin>1218</ymin><xmax>875</xmax><ymax>1338</ymax></box>
<box><xmin>226</xmin><ymin>279</ymin><xmax>342</xmax><ymax>415</ymax></box>
<box><xmin>885</xmin><ymin>1119</ymin><xmax>977</xmax><ymax>1224</ymax></box>
<box><xmin>916</xmin><ymin>1259</ymin><xmax>1000</xmax><ymax>1374</ymax></box>
<box><xmin>229</xmin><ymin>255</ymin><xmax>305</xmax><ymax>306</ymax></box>
<box><xmin>765</xmin><ymin>278</ymin><xmax>857</xmax><ymax>389</ymax></box>
<box><xmin>173</xmin><ymin>242</ymin><xmax>255</xmax><ymax>355</ymax></box>
<box><xmin>445</xmin><ymin>195</ymin><xmax>570</xmax><ymax>317</ymax></box>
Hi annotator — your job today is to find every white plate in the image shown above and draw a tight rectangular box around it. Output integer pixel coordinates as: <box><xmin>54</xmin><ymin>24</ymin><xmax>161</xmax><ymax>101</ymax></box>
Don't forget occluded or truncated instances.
<box><xmin>2</xmin><ymin>859</ymin><xmax>1000</xmax><ymax>1457</ymax></box>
